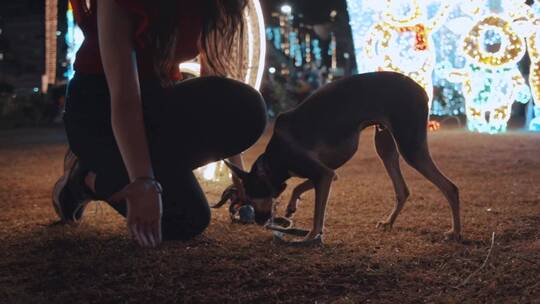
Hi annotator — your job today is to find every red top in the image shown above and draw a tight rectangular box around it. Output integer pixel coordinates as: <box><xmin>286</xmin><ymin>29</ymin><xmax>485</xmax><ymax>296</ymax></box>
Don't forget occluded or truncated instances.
<box><xmin>70</xmin><ymin>0</ymin><xmax>203</xmax><ymax>81</ymax></box>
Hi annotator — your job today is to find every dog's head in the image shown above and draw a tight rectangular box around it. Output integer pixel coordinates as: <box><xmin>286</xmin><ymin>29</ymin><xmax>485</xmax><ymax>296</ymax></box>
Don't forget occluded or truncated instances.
<box><xmin>225</xmin><ymin>156</ymin><xmax>286</xmax><ymax>225</ymax></box>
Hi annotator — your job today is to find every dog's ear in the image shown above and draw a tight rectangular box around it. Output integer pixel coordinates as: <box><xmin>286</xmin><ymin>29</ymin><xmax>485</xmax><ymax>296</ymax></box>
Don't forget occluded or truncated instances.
<box><xmin>224</xmin><ymin>160</ymin><xmax>249</xmax><ymax>180</ymax></box>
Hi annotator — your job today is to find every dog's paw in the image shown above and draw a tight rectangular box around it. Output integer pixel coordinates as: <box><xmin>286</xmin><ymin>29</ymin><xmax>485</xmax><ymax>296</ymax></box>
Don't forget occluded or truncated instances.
<box><xmin>298</xmin><ymin>234</ymin><xmax>324</xmax><ymax>247</ymax></box>
<box><xmin>376</xmin><ymin>221</ymin><xmax>393</xmax><ymax>231</ymax></box>
<box><xmin>284</xmin><ymin>208</ymin><xmax>296</xmax><ymax>218</ymax></box>
<box><xmin>272</xmin><ymin>232</ymin><xmax>323</xmax><ymax>247</ymax></box>
<box><xmin>444</xmin><ymin>230</ymin><xmax>462</xmax><ymax>242</ymax></box>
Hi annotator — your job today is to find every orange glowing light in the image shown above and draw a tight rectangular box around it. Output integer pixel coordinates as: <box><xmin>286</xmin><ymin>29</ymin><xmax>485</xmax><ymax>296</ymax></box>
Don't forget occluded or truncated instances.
<box><xmin>428</xmin><ymin>120</ymin><xmax>441</xmax><ymax>131</ymax></box>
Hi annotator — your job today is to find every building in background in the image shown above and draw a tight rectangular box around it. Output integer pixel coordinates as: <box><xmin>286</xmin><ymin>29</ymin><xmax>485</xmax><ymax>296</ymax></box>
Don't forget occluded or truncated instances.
<box><xmin>0</xmin><ymin>1</ymin><xmax>45</xmax><ymax>94</ymax></box>
<box><xmin>0</xmin><ymin>0</ymin><xmax>68</xmax><ymax>95</ymax></box>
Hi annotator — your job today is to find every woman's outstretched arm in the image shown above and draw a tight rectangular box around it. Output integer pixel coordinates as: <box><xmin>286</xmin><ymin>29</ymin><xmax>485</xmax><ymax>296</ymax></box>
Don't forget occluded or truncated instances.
<box><xmin>97</xmin><ymin>0</ymin><xmax>162</xmax><ymax>247</ymax></box>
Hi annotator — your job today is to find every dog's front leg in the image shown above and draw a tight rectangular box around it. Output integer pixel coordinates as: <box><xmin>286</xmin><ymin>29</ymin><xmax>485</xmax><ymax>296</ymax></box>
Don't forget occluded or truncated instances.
<box><xmin>285</xmin><ymin>180</ymin><xmax>313</xmax><ymax>218</ymax></box>
<box><xmin>304</xmin><ymin>172</ymin><xmax>335</xmax><ymax>242</ymax></box>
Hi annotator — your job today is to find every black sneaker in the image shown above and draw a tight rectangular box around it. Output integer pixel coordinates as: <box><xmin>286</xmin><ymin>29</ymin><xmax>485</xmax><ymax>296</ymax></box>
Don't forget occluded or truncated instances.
<box><xmin>52</xmin><ymin>149</ymin><xmax>93</xmax><ymax>224</ymax></box>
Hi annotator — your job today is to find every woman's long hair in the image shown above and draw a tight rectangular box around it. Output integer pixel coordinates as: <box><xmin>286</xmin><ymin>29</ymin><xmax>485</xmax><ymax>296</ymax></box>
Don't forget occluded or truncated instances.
<box><xmin>150</xmin><ymin>0</ymin><xmax>247</xmax><ymax>85</ymax></box>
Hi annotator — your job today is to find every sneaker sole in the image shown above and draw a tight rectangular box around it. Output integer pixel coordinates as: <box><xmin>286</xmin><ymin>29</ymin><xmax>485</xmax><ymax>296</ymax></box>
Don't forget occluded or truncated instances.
<box><xmin>52</xmin><ymin>150</ymin><xmax>89</xmax><ymax>225</ymax></box>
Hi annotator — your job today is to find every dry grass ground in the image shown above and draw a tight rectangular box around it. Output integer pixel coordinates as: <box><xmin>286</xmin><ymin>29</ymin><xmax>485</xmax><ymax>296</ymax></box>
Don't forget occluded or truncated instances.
<box><xmin>0</xmin><ymin>127</ymin><xmax>539</xmax><ymax>303</ymax></box>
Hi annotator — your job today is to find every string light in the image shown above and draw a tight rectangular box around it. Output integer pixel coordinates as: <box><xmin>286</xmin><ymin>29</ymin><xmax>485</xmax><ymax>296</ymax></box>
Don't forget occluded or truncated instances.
<box><xmin>312</xmin><ymin>39</ymin><xmax>323</xmax><ymax>66</ymax></box>
<box><xmin>462</xmin><ymin>16</ymin><xmax>525</xmax><ymax>68</ymax></box>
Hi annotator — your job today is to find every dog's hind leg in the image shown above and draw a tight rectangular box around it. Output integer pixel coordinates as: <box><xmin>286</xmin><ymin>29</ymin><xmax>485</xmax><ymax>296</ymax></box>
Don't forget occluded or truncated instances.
<box><xmin>374</xmin><ymin>127</ymin><xmax>410</xmax><ymax>231</ymax></box>
<box><xmin>394</xmin><ymin>131</ymin><xmax>461</xmax><ymax>241</ymax></box>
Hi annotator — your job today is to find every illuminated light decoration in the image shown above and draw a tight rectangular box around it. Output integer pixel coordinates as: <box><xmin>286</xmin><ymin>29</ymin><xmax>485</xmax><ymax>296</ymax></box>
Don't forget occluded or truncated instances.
<box><xmin>305</xmin><ymin>33</ymin><xmax>312</xmax><ymax>63</ymax></box>
<box><xmin>277</xmin><ymin>7</ymin><xmax>294</xmax><ymax>57</ymax></box>
<box><xmin>328</xmin><ymin>32</ymin><xmax>338</xmax><ymax>80</ymax></box>
<box><xmin>266</xmin><ymin>16</ymin><xmax>324</xmax><ymax>68</ymax></box>
<box><xmin>430</xmin><ymin>0</ymin><xmax>530</xmax><ymax>117</ymax></box>
<box><xmin>346</xmin><ymin>0</ymin><xmax>532</xmax><ymax>133</ymax></box>
<box><xmin>462</xmin><ymin>16</ymin><xmax>525</xmax><ymax>68</ymax></box>
<box><xmin>178</xmin><ymin>62</ymin><xmax>202</xmax><ymax>76</ymax></box>
<box><xmin>289</xmin><ymin>30</ymin><xmax>301</xmax><ymax>66</ymax></box>
<box><xmin>349</xmin><ymin>0</ymin><xmax>454</xmax><ymax>107</ymax></box>
<box><xmin>312</xmin><ymin>39</ymin><xmax>322</xmax><ymax>66</ymax></box>
<box><xmin>43</xmin><ymin>0</ymin><xmax>58</xmax><ymax>92</ymax></box>
<box><xmin>428</xmin><ymin>120</ymin><xmax>441</xmax><ymax>131</ymax></box>
<box><xmin>199</xmin><ymin>161</ymin><xmax>232</xmax><ymax>182</ymax></box>
<box><xmin>294</xmin><ymin>46</ymin><xmax>303</xmax><ymax>67</ymax></box>
<box><xmin>398</xmin><ymin>24</ymin><xmax>428</xmax><ymax>51</ymax></box>
<box><xmin>65</xmin><ymin>2</ymin><xmax>85</xmax><ymax>80</ymax></box>
<box><xmin>346</xmin><ymin>0</ymin><xmax>381</xmax><ymax>73</ymax></box>
<box><xmin>281</xmin><ymin>4</ymin><xmax>292</xmax><ymax>15</ymax></box>
<box><xmin>184</xmin><ymin>0</ymin><xmax>266</xmax><ymax>181</ymax></box>
<box><xmin>236</xmin><ymin>0</ymin><xmax>266</xmax><ymax>89</ymax></box>
<box><xmin>445</xmin><ymin>1</ymin><xmax>532</xmax><ymax>134</ymax></box>
<box><xmin>272</xmin><ymin>28</ymin><xmax>281</xmax><ymax>50</ymax></box>
<box><xmin>421</xmin><ymin>3</ymin><xmax>474</xmax><ymax>116</ymax></box>
<box><xmin>526</xmin><ymin>1</ymin><xmax>540</xmax><ymax>131</ymax></box>
<box><xmin>460</xmin><ymin>0</ymin><xmax>482</xmax><ymax>17</ymax></box>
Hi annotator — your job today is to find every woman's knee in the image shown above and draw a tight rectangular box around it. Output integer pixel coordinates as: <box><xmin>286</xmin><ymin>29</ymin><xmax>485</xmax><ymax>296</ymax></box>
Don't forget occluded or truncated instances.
<box><xmin>206</xmin><ymin>77</ymin><xmax>267</xmax><ymax>125</ymax></box>
<box><xmin>235</xmin><ymin>81</ymin><xmax>267</xmax><ymax>133</ymax></box>
<box><xmin>175</xmin><ymin>76</ymin><xmax>267</xmax><ymax>134</ymax></box>
<box><xmin>166</xmin><ymin>76</ymin><xmax>267</xmax><ymax>161</ymax></box>
<box><xmin>220</xmin><ymin>79</ymin><xmax>267</xmax><ymax>143</ymax></box>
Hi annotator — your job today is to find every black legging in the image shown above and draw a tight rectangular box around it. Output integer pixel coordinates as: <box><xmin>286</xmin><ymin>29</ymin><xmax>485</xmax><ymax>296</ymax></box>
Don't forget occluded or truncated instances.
<box><xmin>64</xmin><ymin>74</ymin><xmax>267</xmax><ymax>240</ymax></box>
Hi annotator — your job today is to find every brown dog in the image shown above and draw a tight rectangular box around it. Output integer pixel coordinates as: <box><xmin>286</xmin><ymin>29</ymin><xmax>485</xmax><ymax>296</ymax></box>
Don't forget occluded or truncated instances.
<box><xmin>225</xmin><ymin>72</ymin><xmax>461</xmax><ymax>245</ymax></box>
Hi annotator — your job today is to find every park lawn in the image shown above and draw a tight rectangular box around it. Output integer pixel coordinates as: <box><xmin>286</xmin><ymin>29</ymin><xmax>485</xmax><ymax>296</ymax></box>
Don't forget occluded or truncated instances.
<box><xmin>0</xmin><ymin>127</ymin><xmax>539</xmax><ymax>303</ymax></box>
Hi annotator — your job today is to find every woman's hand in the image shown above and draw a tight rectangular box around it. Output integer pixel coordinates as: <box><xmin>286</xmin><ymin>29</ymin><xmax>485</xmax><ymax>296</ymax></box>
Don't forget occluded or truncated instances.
<box><xmin>109</xmin><ymin>179</ymin><xmax>163</xmax><ymax>247</ymax></box>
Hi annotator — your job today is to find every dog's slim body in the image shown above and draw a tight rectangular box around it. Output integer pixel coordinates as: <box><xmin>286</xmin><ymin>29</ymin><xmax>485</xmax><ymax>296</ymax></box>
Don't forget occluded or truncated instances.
<box><xmin>228</xmin><ymin>72</ymin><xmax>461</xmax><ymax>244</ymax></box>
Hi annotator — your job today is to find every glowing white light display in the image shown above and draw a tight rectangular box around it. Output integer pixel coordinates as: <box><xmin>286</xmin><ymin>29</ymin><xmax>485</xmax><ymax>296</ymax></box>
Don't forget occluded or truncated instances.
<box><xmin>346</xmin><ymin>0</ymin><xmax>534</xmax><ymax>134</ymax></box>
<box><xmin>65</xmin><ymin>2</ymin><xmax>84</xmax><ymax>80</ymax></box>
<box><xmin>445</xmin><ymin>1</ymin><xmax>531</xmax><ymax>134</ymax></box>
<box><xmin>281</xmin><ymin>4</ymin><xmax>292</xmax><ymax>15</ymax></box>
<box><xmin>349</xmin><ymin>0</ymin><xmax>454</xmax><ymax>105</ymax></box>
<box><xmin>526</xmin><ymin>1</ymin><xmax>540</xmax><ymax>131</ymax></box>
